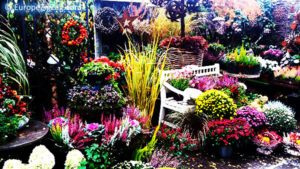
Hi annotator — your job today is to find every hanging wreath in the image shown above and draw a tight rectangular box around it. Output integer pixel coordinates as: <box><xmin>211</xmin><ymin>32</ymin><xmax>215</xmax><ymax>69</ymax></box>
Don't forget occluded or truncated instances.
<box><xmin>150</xmin><ymin>0</ymin><xmax>168</xmax><ymax>7</ymax></box>
<box><xmin>165</xmin><ymin>1</ymin><xmax>186</xmax><ymax>22</ymax></box>
<box><xmin>95</xmin><ymin>7</ymin><xmax>120</xmax><ymax>35</ymax></box>
<box><xmin>61</xmin><ymin>18</ymin><xmax>88</xmax><ymax>46</ymax></box>
<box><xmin>186</xmin><ymin>0</ymin><xmax>200</xmax><ymax>13</ymax></box>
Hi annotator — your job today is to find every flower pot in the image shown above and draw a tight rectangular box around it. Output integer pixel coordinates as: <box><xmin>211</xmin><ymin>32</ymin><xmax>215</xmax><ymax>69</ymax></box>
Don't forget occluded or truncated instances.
<box><xmin>219</xmin><ymin>146</ymin><xmax>233</xmax><ymax>158</ymax></box>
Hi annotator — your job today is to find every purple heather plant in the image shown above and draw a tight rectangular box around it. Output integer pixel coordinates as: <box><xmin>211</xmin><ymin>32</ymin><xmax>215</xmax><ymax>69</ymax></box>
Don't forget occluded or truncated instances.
<box><xmin>236</xmin><ymin>106</ymin><xmax>268</xmax><ymax>129</ymax></box>
<box><xmin>215</xmin><ymin>75</ymin><xmax>239</xmax><ymax>89</ymax></box>
<box><xmin>148</xmin><ymin>148</ymin><xmax>181</xmax><ymax>168</ymax></box>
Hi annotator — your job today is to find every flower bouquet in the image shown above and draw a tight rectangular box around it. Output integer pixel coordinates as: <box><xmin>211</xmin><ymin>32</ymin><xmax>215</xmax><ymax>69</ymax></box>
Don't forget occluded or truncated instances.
<box><xmin>274</xmin><ymin>66</ymin><xmax>300</xmax><ymax>83</ymax></box>
<box><xmin>222</xmin><ymin>46</ymin><xmax>261</xmax><ymax>75</ymax></box>
<box><xmin>252</xmin><ymin>130</ymin><xmax>282</xmax><ymax>155</ymax></box>
<box><xmin>283</xmin><ymin>132</ymin><xmax>300</xmax><ymax>156</ymax></box>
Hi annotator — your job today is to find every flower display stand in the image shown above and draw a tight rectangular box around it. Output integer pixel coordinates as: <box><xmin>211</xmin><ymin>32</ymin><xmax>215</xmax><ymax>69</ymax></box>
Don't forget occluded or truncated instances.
<box><xmin>0</xmin><ymin>120</ymin><xmax>48</xmax><ymax>151</ymax></box>
<box><xmin>222</xmin><ymin>70</ymin><xmax>261</xmax><ymax>79</ymax></box>
<box><xmin>159</xmin><ymin>64</ymin><xmax>221</xmax><ymax>126</ymax></box>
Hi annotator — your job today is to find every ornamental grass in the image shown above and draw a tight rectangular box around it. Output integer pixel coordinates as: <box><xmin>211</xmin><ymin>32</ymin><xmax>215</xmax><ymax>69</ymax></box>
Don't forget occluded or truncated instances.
<box><xmin>122</xmin><ymin>36</ymin><xmax>167</xmax><ymax>127</ymax></box>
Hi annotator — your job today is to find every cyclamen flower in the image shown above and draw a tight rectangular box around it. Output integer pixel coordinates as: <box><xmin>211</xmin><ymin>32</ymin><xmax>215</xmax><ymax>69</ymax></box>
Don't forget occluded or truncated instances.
<box><xmin>86</xmin><ymin>123</ymin><xmax>100</xmax><ymax>132</ymax></box>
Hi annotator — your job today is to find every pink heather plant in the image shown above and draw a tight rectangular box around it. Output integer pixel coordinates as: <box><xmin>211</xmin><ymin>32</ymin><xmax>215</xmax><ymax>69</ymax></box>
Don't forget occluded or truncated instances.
<box><xmin>43</xmin><ymin>104</ymin><xmax>71</xmax><ymax>123</ymax></box>
<box><xmin>101</xmin><ymin>114</ymin><xmax>123</xmax><ymax>143</ymax></box>
<box><xmin>189</xmin><ymin>76</ymin><xmax>215</xmax><ymax>92</ymax></box>
<box><xmin>148</xmin><ymin>148</ymin><xmax>181</xmax><ymax>168</ymax></box>
<box><xmin>68</xmin><ymin>114</ymin><xmax>94</xmax><ymax>149</ymax></box>
<box><xmin>123</xmin><ymin>106</ymin><xmax>149</xmax><ymax>128</ymax></box>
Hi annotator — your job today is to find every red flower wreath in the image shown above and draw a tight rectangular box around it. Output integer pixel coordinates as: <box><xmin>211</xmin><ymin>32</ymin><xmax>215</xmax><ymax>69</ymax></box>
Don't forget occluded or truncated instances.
<box><xmin>61</xmin><ymin>18</ymin><xmax>88</xmax><ymax>46</ymax></box>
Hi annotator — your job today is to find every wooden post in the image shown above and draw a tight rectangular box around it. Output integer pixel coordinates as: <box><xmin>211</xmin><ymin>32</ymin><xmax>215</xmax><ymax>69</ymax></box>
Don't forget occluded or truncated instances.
<box><xmin>180</xmin><ymin>0</ymin><xmax>185</xmax><ymax>38</ymax></box>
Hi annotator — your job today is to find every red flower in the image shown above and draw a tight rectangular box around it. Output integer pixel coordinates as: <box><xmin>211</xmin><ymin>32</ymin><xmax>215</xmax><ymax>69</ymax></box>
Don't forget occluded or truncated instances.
<box><xmin>113</xmin><ymin>72</ymin><xmax>120</xmax><ymax>80</ymax></box>
<box><xmin>161</xmin><ymin>133</ymin><xmax>167</xmax><ymax>139</ymax></box>
<box><xmin>105</xmin><ymin>74</ymin><xmax>112</xmax><ymax>81</ymax></box>
<box><xmin>180</xmin><ymin>144</ymin><xmax>185</xmax><ymax>149</ymax></box>
<box><xmin>169</xmin><ymin>146</ymin><xmax>175</xmax><ymax>151</ymax></box>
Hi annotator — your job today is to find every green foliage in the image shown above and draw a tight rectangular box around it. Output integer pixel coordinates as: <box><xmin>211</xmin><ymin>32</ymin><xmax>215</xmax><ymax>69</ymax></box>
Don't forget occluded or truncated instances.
<box><xmin>226</xmin><ymin>45</ymin><xmax>260</xmax><ymax>67</ymax></box>
<box><xmin>222</xmin><ymin>85</ymin><xmax>249</xmax><ymax>108</ymax></box>
<box><xmin>79</xmin><ymin>144</ymin><xmax>116</xmax><ymax>169</ymax></box>
<box><xmin>208</xmin><ymin>43</ymin><xmax>225</xmax><ymax>53</ymax></box>
<box><xmin>77</xmin><ymin>62</ymin><xmax>115</xmax><ymax>82</ymax></box>
<box><xmin>133</xmin><ymin>125</ymin><xmax>160</xmax><ymax>161</ymax></box>
<box><xmin>0</xmin><ymin>16</ymin><xmax>29</xmax><ymax>94</ymax></box>
<box><xmin>107</xmin><ymin>52</ymin><xmax>121</xmax><ymax>62</ymax></box>
<box><xmin>169</xmin><ymin>78</ymin><xmax>190</xmax><ymax>91</ymax></box>
<box><xmin>0</xmin><ymin>114</ymin><xmax>19</xmax><ymax>144</ymax></box>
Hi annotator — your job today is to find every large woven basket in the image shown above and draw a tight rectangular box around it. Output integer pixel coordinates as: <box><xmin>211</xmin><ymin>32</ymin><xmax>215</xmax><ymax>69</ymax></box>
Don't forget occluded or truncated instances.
<box><xmin>163</xmin><ymin>47</ymin><xmax>204</xmax><ymax>69</ymax></box>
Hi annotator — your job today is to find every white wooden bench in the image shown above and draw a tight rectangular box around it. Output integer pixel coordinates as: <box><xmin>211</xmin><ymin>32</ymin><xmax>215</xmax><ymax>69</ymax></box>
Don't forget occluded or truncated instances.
<box><xmin>159</xmin><ymin>64</ymin><xmax>221</xmax><ymax>126</ymax></box>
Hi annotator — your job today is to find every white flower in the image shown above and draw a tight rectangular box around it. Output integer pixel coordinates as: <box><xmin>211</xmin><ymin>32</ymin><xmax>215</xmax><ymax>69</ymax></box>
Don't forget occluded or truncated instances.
<box><xmin>3</xmin><ymin>159</ymin><xmax>26</xmax><ymax>169</ymax></box>
<box><xmin>65</xmin><ymin>149</ymin><xmax>85</xmax><ymax>169</ymax></box>
<box><xmin>29</xmin><ymin>145</ymin><xmax>55</xmax><ymax>169</ymax></box>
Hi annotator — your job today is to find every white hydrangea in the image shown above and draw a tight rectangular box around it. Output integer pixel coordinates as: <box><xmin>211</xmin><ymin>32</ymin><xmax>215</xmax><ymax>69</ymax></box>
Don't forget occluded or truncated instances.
<box><xmin>64</xmin><ymin>149</ymin><xmax>85</xmax><ymax>169</ymax></box>
<box><xmin>257</xmin><ymin>57</ymin><xmax>280</xmax><ymax>71</ymax></box>
<box><xmin>28</xmin><ymin>145</ymin><xmax>55</xmax><ymax>169</ymax></box>
<box><xmin>3</xmin><ymin>159</ymin><xmax>26</xmax><ymax>169</ymax></box>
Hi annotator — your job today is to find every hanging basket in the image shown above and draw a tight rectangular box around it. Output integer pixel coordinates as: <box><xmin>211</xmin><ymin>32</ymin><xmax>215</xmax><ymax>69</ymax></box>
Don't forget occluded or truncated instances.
<box><xmin>162</xmin><ymin>47</ymin><xmax>204</xmax><ymax>69</ymax></box>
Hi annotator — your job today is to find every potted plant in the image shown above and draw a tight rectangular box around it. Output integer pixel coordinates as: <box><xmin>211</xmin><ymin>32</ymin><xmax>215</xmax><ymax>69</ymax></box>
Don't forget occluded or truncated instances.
<box><xmin>206</xmin><ymin>118</ymin><xmax>254</xmax><ymax>158</ymax></box>
<box><xmin>252</xmin><ymin>129</ymin><xmax>282</xmax><ymax>155</ymax></box>
<box><xmin>262</xmin><ymin>49</ymin><xmax>283</xmax><ymax>62</ymax></box>
<box><xmin>222</xmin><ymin>46</ymin><xmax>261</xmax><ymax>75</ymax></box>
<box><xmin>168</xmin><ymin>69</ymin><xmax>194</xmax><ymax>91</ymax></box>
<box><xmin>283</xmin><ymin>132</ymin><xmax>300</xmax><ymax>156</ymax></box>
<box><xmin>0</xmin><ymin>75</ymin><xmax>31</xmax><ymax>145</ymax></box>
<box><xmin>204</xmin><ymin>42</ymin><xmax>226</xmax><ymax>65</ymax></box>
<box><xmin>159</xmin><ymin>36</ymin><xmax>208</xmax><ymax>69</ymax></box>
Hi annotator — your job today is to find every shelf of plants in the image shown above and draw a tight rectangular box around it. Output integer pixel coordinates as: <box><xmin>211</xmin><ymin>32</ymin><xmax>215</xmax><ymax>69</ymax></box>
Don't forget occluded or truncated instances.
<box><xmin>1</xmin><ymin>0</ymin><xmax>300</xmax><ymax>168</ymax></box>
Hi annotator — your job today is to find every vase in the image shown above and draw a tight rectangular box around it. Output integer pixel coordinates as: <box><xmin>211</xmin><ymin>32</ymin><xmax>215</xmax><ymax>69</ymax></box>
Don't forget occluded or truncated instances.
<box><xmin>219</xmin><ymin>146</ymin><xmax>233</xmax><ymax>158</ymax></box>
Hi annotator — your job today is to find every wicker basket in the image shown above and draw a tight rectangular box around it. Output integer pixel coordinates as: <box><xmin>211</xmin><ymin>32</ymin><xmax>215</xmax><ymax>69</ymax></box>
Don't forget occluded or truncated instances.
<box><xmin>163</xmin><ymin>47</ymin><xmax>204</xmax><ymax>69</ymax></box>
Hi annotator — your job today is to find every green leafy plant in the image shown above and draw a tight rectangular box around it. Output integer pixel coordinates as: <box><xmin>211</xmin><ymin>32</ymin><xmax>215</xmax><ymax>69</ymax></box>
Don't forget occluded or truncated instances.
<box><xmin>0</xmin><ymin>114</ymin><xmax>19</xmax><ymax>145</ymax></box>
<box><xmin>107</xmin><ymin>52</ymin><xmax>121</xmax><ymax>62</ymax></box>
<box><xmin>77</xmin><ymin>62</ymin><xmax>115</xmax><ymax>82</ymax></box>
<box><xmin>0</xmin><ymin>15</ymin><xmax>29</xmax><ymax>95</ymax></box>
<box><xmin>133</xmin><ymin>125</ymin><xmax>160</xmax><ymax>161</ymax></box>
<box><xmin>223</xmin><ymin>45</ymin><xmax>261</xmax><ymax>75</ymax></box>
<box><xmin>195</xmin><ymin>89</ymin><xmax>237</xmax><ymax>120</ymax></box>
<box><xmin>80</xmin><ymin>144</ymin><xmax>116</xmax><ymax>169</ymax></box>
